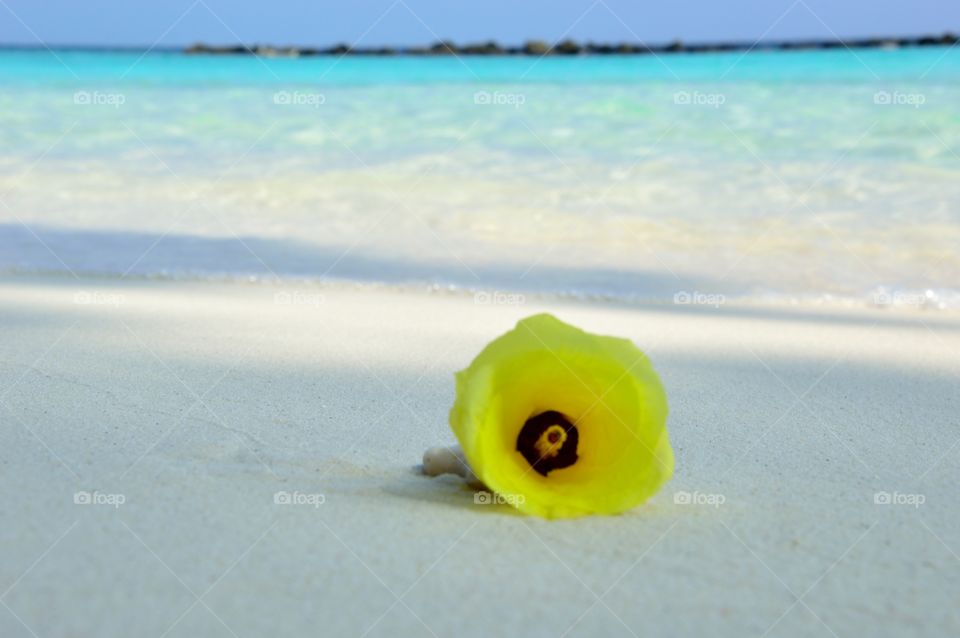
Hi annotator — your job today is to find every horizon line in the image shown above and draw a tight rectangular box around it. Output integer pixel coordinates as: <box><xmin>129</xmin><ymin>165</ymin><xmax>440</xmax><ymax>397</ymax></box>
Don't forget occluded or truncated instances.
<box><xmin>0</xmin><ymin>29</ymin><xmax>956</xmax><ymax>55</ymax></box>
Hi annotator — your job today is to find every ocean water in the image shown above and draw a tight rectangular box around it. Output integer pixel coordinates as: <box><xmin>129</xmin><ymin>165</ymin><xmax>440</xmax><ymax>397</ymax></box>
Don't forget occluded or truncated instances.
<box><xmin>1</xmin><ymin>48</ymin><xmax>958</xmax><ymax>306</ymax></box>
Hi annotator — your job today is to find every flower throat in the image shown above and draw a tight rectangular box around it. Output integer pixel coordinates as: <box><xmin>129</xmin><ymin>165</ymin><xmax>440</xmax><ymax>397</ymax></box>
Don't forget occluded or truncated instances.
<box><xmin>516</xmin><ymin>410</ymin><xmax>579</xmax><ymax>476</ymax></box>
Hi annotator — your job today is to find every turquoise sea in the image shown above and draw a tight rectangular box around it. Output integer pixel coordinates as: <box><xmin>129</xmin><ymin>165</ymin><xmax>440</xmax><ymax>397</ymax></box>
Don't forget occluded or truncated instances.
<box><xmin>1</xmin><ymin>47</ymin><xmax>958</xmax><ymax>305</ymax></box>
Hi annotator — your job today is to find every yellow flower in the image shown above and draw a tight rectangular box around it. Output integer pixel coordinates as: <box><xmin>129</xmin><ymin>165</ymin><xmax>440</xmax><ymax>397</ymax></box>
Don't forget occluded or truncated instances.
<box><xmin>449</xmin><ymin>313</ymin><xmax>673</xmax><ymax>518</ymax></box>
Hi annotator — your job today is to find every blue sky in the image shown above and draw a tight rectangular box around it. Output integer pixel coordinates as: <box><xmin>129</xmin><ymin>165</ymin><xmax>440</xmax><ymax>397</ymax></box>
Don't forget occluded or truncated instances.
<box><xmin>1</xmin><ymin>0</ymin><xmax>957</xmax><ymax>47</ymax></box>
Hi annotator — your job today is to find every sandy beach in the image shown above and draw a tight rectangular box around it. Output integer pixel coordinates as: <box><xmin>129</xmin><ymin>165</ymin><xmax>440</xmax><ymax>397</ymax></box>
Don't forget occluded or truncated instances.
<box><xmin>3</xmin><ymin>2</ymin><xmax>960</xmax><ymax>634</ymax></box>
<box><xmin>1</xmin><ymin>274</ymin><xmax>958</xmax><ymax>637</ymax></box>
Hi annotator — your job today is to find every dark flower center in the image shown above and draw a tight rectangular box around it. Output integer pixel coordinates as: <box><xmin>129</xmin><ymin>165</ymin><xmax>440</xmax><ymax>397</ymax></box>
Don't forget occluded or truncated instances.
<box><xmin>516</xmin><ymin>410</ymin><xmax>579</xmax><ymax>476</ymax></box>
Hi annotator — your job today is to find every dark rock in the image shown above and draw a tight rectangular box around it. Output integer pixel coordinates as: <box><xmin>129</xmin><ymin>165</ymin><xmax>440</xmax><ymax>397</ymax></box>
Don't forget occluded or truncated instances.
<box><xmin>916</xmin><ymin>32</ymin><xmax>958</xmax><ymax>46</ymax></box>
<box><xmin>664</xmin><ymin>39</ymin><xmax>684</xmax><ymax>52</ymax></box>
<box><xmin>779</xmin><ymin>40</ymin><xmax>822</xmax><ymax>50</ymax></box>
<box><xmin>584</xmin><ymin>42</ymin><xmax>614</xmax><ymax>54</ymax></box>
<box><xmin>429</xmin><ymin>40</ymin><xmax>459</xmax><ymax>55</ymax></box>
<box><xmin>624</xmin><ymin>43</ymin><xmax>655</xmax><ymax>54</ymax></box>
<box><xmin>554</xmin><ymin>39</ymin><xmax>582</xmax><ymax>55</ymax></box>
<box><xmin>585</xmin><ymin>41</ymin><xmax>647</xmax><ymax>55</ymax></box>
<box><xmin>523</xmin><ymin>40</ymin><xmax>551</xmax><ymax>55</ymax></box>
<box><xmin>461</xmin><ymin>41</ymin><xmax>505</xmax><ymax>55</ymax></box>
<box><xmin>699</xmin><ymin>42</ymin><xmax>747</xmax><ymax>52</ymax></box>
<box><xmin>847</xmin><ymin>37</ymin><xmax>900</xmax><ymax>49</ymax></box>
<box><xmin>184</xmin><ymin>43</ymin><xmax>249</xmax><ymax>55</ymax></box>
<box><xmin>182</xmin><ymin>32</ymin><xmax>960</xmax><ymax>57</ymax></box>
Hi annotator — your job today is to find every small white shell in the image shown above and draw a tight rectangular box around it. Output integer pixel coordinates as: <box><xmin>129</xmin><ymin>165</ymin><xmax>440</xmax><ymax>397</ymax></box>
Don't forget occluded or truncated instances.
<box><xmin>422</xmin><ymin>445</ymin><xmax>484</xmax><ymax>488</ymax></box>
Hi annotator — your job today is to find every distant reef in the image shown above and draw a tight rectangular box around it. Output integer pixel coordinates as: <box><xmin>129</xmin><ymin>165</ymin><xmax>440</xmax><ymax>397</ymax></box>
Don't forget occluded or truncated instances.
<box><xmin>184</xmin><ymin>32</ymin><xmax>958</xmax><ymax>57</ymax></box>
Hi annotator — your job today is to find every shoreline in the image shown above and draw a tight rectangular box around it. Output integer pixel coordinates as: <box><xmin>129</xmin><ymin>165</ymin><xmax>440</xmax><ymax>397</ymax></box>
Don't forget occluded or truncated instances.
<box><xmin>4</xmin><ymin>269</ymin><xmax>959</xmax><ymax>313</ymax></box>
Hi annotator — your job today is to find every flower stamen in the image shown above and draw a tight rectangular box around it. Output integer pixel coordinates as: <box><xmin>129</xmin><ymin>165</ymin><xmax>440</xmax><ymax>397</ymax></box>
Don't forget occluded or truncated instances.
<box><xmin>516</xmin><ymin>411</ymin><xmax>579</xmax><ymax>476</ymax></box>
<box><xmin>535</xmin><ymin>424</ymin><xmax>567</xmax><ymax>459</ymax></box>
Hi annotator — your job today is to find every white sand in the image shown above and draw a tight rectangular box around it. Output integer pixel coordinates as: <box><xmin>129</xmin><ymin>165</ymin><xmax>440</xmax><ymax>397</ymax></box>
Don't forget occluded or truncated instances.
<box><xmin>1</xmin><ymin>275</ymin><xmax>958</xmax><ymax>637</ymax></box>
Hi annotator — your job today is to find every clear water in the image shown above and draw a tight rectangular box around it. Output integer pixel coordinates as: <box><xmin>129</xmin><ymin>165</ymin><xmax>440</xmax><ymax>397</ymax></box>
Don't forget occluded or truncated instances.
<box><xmin>1</xmin><ymin>48</ymin><xmax>958</xmax><ymax>306</ymax></box>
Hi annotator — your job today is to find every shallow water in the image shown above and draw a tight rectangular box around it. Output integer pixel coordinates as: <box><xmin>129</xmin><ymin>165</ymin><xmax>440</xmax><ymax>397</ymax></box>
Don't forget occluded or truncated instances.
<box><xmin>1</xmin><ymin>48</ymin><xmax>958</xmax><ymax>306</ymax></box>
